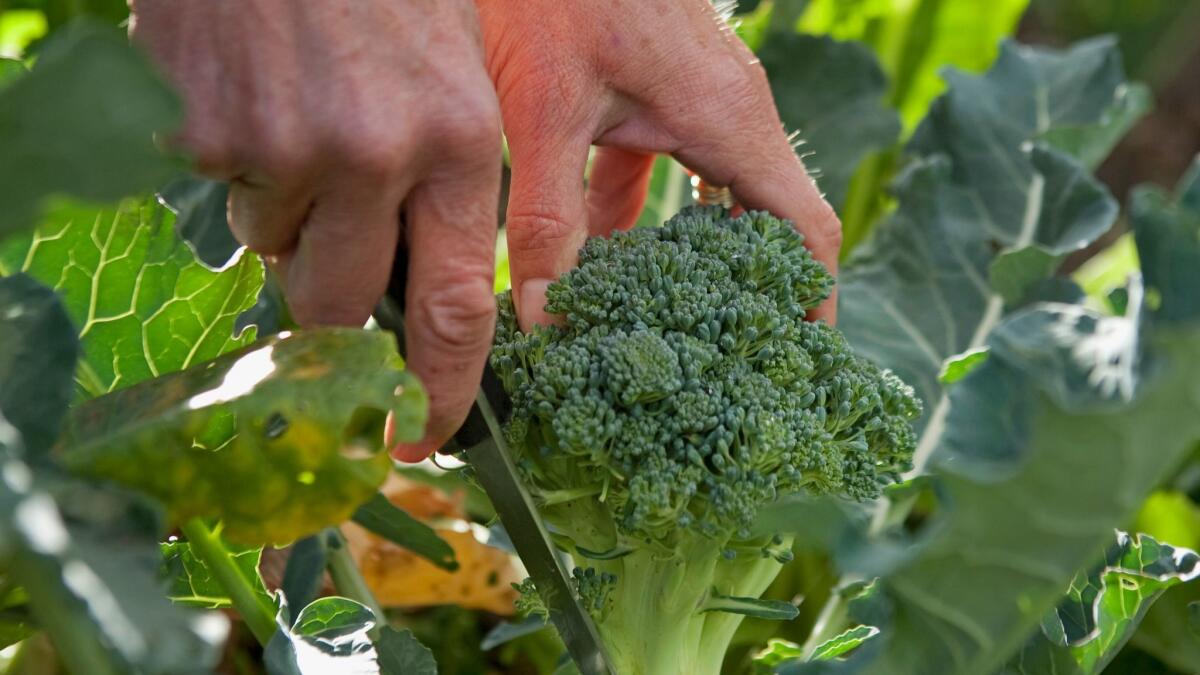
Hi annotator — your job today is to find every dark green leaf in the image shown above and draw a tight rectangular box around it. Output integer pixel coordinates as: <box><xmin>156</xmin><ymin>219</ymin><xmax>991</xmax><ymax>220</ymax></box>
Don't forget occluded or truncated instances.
<box><xmin>377</xmin><ymin>627</ymin><xmax>438</xmax><ymax>675</ymax></box>
<box><xmin>0</xmin><ymin>20</ymin><xmax>181</xmax><ymax>237</ymax></box>
<box><xmin>480</xmin><ymin>616</ymin><xmax>548</xmax><ymax>651</ymax></box>
<box><xmin>351</xmin><ymin>493</ymin><xmax>458</xmax><ymax>571</ymax></box>
<box><xmin>280</xmin><ymin>536</ymin><xmax>328</xmax><ymax>622</ymax></box>
<box><xmin>0</xmin><ymin>283</ymin><xmax>226</xmax><ymax>673</ymax></box>
<box><xmin>1039</xmin><ymin>82</ymin><xmax>1152</xmax><ymax>170</ymax></box>
<box><xmin>839</xmin><ymin>38</ymin><xmax>1130</xmax><ymax>469</ymax></box>
<box><xmin>701</xmin><ymin>590</ymin><xmax>799</xmax><ymax>620</ymax></box>
<box><xmin>846</xmin><ymin>156</ymin><xmax>1200</xmax><ymax>674</ymax></box>
<box><xmin>0</xmin><ymin>197</ymin><xmax>264</xmax><ymax>399</ymax></box>
<box><xmin>0</xmin><ymin>274</ymin><xmax>78</xmax><ymax>453</ymax></box>
<box><xmin>759</xmin><ymin>33</ymin><xmax>900</xmax><ymax>211</ymax></box>
<box><xmin>160</xmin><ymin>539</ymin><xmax>272</xmax><ymax>610</ymax></box>
<box><xmin>159</xmin><ymin>176</ymin><xmax>240</xmax><ymax>269</ymax></box>
<box><xmin>58</xmin><ymin>329</ymin><xmax>428</xmax><ymax>545</ymax></box>
<box><xmin>988</xmin><ymin>247</ymin><xmax>1062</xmax><ymax>308</ymax></box>
<box><xmin>1130</xmin><ymin>158</ymin><xmax>1200</xmax><ymax>324</ymax></box>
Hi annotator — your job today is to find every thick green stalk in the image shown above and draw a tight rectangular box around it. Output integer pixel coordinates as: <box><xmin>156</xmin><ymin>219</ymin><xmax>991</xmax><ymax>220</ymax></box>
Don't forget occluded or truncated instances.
<box><xmin>180</xmin><ymin>519</ymin><xmax>276</xmax><ymax>646</ymax></box>
<box><xmin>695</xmin><ymin>536</ymin><xmax>793</xmax><ymax>668</ymax></box>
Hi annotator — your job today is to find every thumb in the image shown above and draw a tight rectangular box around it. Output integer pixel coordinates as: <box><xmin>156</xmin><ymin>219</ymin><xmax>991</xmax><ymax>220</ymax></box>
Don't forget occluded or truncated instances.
<box><xmin>504</xmin><ymin>128</ymin><xmax>591</xmax><ymax>332</ymax></box>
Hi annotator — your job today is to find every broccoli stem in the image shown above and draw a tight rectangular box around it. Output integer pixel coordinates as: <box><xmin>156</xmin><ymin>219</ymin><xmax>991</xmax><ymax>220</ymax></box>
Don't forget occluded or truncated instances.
<box><xmin>572</xmin><ymin>532</ymin><xmax>792</xmax><ymax>675</ymax></box>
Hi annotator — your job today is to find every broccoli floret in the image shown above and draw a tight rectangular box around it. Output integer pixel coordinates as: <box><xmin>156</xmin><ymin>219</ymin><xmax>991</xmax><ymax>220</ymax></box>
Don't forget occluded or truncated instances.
<box><xmin>491</xmin><ymin>207</ymin><xmax>920</xmax><ymax>675</ymax></box>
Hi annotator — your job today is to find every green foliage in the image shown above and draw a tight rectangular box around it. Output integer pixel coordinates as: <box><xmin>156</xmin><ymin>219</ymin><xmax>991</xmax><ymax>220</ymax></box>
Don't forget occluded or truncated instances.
<box><xmin>265</xmin><ymin>596</ymin><xmax>438</xmax><ymax>675</ymax></box>
<box><xmin>758</xmin><ymin>33</ymin><xmax>900</xmax><ymax>211</ymax></box>
<box><xmin>0</xmin><ymin>197</ymin><xmax>264</xmax><ymax>399</ymax></box>
<box><xmin>1004</xmin><ymin>532</ymin><xmax>1200</xmax><ymax>675</ymax></box>
<box><xmin>160</xmin><ymin>538</ymin><xmax>272</xmax><ymax>610</ymax></box>
<box><xmin>492</xmin><ymin>207</ymin><xmax>919</xmax><ymax>674</ymax></box>
<box><xmin>351</xmin><ymin>493</ymin><xmax>459</xmax><ymax>571</ymax></box>
<box><xmin>0</xmin><ymin>275</ymin><xmax>226</xmax><ymax>675</ymax></box>
<box><xmin>57</xmin><ymin>329</ymin><xmax>428</xmax><ymax>545</ymax></box>
<box><xmin>0</xmin><ymin>21</ymin><xmax>181</xmax><ymax>238</ymax></box>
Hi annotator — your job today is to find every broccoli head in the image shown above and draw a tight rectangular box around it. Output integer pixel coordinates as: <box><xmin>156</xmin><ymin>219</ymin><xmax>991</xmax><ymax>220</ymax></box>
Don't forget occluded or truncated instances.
<box><xmin>492</xmin><ymin>207</ymin><xmax>920</xmax><ymax>674</ymax></box>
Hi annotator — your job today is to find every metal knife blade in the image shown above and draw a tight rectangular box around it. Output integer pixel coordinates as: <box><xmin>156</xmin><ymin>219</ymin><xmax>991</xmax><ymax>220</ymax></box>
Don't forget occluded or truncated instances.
<box><xmin>376</xmin><ymin>250</ymin><xmax>616</xmax><ymax>675</ymax></box>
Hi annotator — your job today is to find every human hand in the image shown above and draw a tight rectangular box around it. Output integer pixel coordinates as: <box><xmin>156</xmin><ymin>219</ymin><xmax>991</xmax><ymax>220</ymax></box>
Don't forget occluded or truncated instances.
<box><xmin>130</xmin><ymin>1</ymin><xmax>503</xmax><ymax>460</ymax></box>
<box><xmin>476</xmin><ymin>0</ymin><xmax>842</xmax><ymax>331</ymax></box>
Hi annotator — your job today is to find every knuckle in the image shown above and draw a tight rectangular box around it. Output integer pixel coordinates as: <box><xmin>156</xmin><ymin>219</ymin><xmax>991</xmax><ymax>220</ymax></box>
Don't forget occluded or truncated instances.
<box><xmin>415</xmin><ymin>276</ymin><xmax>497</xmax><ymax>353</ymax></box>
<box><xmin>433</xmin><ymin>87</ymin><xmax>503</xmax><ymax>156</ymax></box>
<box><xmin>325</xmin><ymin>126</ymin><xmax>409</xmax><ymax>181</ymax></box>
<box><xmin>505</xmin><ymin>211</ymin><xmax>577</xmax><ymax>257</ymax></box>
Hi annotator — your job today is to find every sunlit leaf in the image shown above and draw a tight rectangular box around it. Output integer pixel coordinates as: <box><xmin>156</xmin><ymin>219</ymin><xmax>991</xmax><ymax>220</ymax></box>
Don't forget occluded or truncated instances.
<box><xmin>0</xmin><ymin>197</ymin><xmax>264</xmax><ymax>399</ymax></box>
<box><xmin>161</xmin><ymin>538</ymin><xmax>273</xmax><ymax>610</ymax></box>
<box><xmin>57</xmin><ymin>329</ymin><xmax>428</xmax><ymax>545</ymax></box>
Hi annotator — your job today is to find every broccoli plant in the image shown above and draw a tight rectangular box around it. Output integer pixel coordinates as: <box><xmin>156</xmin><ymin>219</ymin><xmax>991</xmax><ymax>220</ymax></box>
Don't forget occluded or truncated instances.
<box><xmin>490</xmin><ymin>207</ymin><xmax>920</xmax><ymax>675</ymax></box>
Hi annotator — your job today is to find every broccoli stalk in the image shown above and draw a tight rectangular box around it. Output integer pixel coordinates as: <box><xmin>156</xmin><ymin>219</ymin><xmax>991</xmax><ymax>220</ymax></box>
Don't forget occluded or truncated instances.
<box><xmin>492</xmin><ymin>207</ymin><xmax>920</xmax><ymax>674</ymax></box>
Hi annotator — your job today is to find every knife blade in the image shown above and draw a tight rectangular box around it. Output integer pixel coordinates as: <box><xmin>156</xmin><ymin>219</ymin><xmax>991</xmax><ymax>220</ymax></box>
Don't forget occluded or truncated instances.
<box><xmin>375</xmin><ymin>248</ymin><xmax>617</xmax><ymax>675</ymax></box>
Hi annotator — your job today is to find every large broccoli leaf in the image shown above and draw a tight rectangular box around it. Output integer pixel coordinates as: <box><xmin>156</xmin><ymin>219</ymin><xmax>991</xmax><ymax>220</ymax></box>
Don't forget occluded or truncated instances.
<box><xmin>0</xmin><ymin>197</ymin><xmax>264</xmax><ymax>399</ymax></box>
<box><xmin>57</xmin><ymin>329</ymin><xmax>428</xmax><ymax>545</ymax></box>
<box><xmin>838</xmin><ymin>38</ymin><xmax>1145</xmax><ymax>472</ymax></box>
<box><xmin>0</xmin><ymin>274</ymin><xmax>226</xmax><ymax>675</ymax></box>
<box><xmin>830</xmin><ymin>159</ymin><xmax>1200</xmax><ymax>674</ymax></box>
<box><xmin>0</xmin><ymin>21</ymin><xmax>181</xmax><ymax>238</ymax></box>
<box><xmin>759</xmin><ymin>33</ymin><xmax>900</xmax><ymax>211</ymax></box>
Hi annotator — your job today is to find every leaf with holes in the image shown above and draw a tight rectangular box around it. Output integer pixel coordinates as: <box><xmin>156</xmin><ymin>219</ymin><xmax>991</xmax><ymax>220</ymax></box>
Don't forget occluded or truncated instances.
<box><xmin>1005</xmin><ymin>532</ymin><xmax>1200</xmax><ymax>675</ymax></box>
<box><xmin>0</xmin><ymin>196</ymin><xmax>263</xmax><ymax>399</ymax></box>
<box><xmin>55</xmin><ymin>329</ymin><xmax>428</xmax><ymax>545</ymax></box>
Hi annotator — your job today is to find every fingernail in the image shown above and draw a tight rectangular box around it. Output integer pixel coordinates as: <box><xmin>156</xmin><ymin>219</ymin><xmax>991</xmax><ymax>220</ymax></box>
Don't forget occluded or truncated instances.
<box><xmin>391</xmin><ymin>439</ymin><xmax>437</xmax><ymax>463</ymax></box>
<box><xmin>518</xmin><ymin>278</ymin><xmax>555</xmax><ymax>333</ymax></box>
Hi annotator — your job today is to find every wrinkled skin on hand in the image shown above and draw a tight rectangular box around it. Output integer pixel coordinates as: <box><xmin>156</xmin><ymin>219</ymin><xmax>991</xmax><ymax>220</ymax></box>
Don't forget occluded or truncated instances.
<box><xmin>129</xmin><ymin>1</ymin><xmax>503</xmax><ymax>459</ymax></box>
<box><xmin>476</xmin><ymin>0</ymin><xmax>843</xmax><ymax>330</ymax></box>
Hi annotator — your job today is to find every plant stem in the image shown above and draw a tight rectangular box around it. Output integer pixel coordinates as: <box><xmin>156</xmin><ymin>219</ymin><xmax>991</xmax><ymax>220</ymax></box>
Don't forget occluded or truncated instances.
<box><xmin>323</xmin><ymin>528</ymin><xmax>385</xmax><ymax>638</ymax></box>
<box><xmin>179</xmin><ymin>519</ymin><xmax>276</xmax><ymax>646</ymax></box>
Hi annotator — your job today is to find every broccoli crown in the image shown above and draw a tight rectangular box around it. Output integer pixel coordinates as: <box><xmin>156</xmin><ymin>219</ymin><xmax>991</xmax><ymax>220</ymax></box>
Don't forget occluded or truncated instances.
<box><xmin>492</xmin><ymin>207</ymin><xmax>920</xmax><ymax>548</ymax></box>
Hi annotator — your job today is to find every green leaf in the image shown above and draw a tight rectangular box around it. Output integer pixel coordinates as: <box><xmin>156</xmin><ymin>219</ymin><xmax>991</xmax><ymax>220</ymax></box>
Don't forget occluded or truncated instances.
<box><xmin>0</xmin><ymin>20</ymin><xmax>181</xmax><ymax>237</ymax></box>
<box><xmin>988</xmin><ymin>247</ymin><xmax>1061</xmax><ymax>308</ymax></box>
<box><xmin>1134</xmin><ymin>492</ymin><xmax>1200</xmax><ymax>552</ymax></box>
<box><xmin>753</xmin><ymin>638</ymin><xmax>805</xmax><ymax>673</ymax></box>
<box><xmin>937</xmin><ymin>348</ymin><xmax>989</xmax><ymax>385</ymax></box>
<box><xmin>57</xmin><ymin>328</ymin><xmax>428</xmax><ymax>545</ymax></box>
<box><xmin>1127</xmin><ymin>578</ymin><xmax>1200</xmax><ymax>673</ymax></box>
<box><xmin>351</xmin><ymin>493</ymin><xmax>458</xmax><ymax>571</ymax></box>
<box><xmin>0</xmin><ymin>276</ymin><xmax>226</xmax><ymax>675</ymax></box>
<box><xmin>376</xmin><ymin>627</ymin><xmax>438</xmax><ymax>675</ymax></box>
<box><xmin>0</xmin><ymin>274</ymin><xmax>78</xmax><ymax>452</ymax></box>
<box><xmin>1130</xmin><ymin>157</ymin><xmax>1200</xmax><ymax>324</ymax></box>
<box><xmin>1039</xmin><ymin>82</ymin><xmax>1152</xmax><ymax>171</ymax></box>
<box><xmin>0</xmin><ymin>197</ymin><xmax>264</xmax><ymax>399</ymax></box>
<box><xmin>701</xmin><ymin>590</ymin><xmax>799</xmax><ymax>620</ymax></box>
<box><xmin>844</xmin><ymin>156</ymin><xmax>1200</xmax><ymax>673</ymax></box>
<box><xmin>280</xmin><ymin>536</ymin><xmax>329</xmax><ymax>623</ymax></box>
<box><xmin>160</xmin><ymin>538</ymin><xmax>272</xmax><ymax>610</ymax></box>
<box><xmin>159</xmin><ymin>176</ymin><xmax>240</xmax><ymax>269</ymax></box>
<box><xmin>811</xmin><ymin>625</ymin><xmax>879</xmax><ymax>661</ymax></box>
<box><xmin>266</xmin><ymin>596</ymin><xmax>378</xmax><ymax>675</ymax></box>
<box><xmin>838</xmin><ymin>38</ymin><xmax>1132</xmax><ymax>472</ymax></box>
<box><xmin>759</xmin><ymin>33</ymin><xmax>900</xmax><ymax>211</ymax></box>
<box><xmin>1006</xmin><ymin>533</ymin><xmax>1200</xmax><ymax>675</ymax></box>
